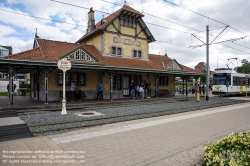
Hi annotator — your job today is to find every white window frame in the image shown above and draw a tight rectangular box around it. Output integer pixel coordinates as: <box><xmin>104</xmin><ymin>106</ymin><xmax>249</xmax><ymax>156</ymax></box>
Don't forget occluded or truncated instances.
<box><xmin>111</xmin><ymin>46</ymin><xmax>122</xmax><ymax>56</ymax></box>
<box><xmin>132</xmin><ymin>50</ymin><xmax>142</xmax><ymax>58</ymax></box>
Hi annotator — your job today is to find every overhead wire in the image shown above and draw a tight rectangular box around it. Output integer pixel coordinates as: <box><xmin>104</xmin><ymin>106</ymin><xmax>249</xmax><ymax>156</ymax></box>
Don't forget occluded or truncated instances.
<box><xmin>0</xmin><ymin>8</ymin><xmax>87</xmax><ymax>27</ymax></box>
<box><xmin>162</xmin><ymin>0</ymin><xmax>247</xmax><ymax>35</ymax></box>
<box><xmin>98</xmin><ymin>0</ymin><xmax>249</xmax><ymax>53</ymax></box>
<box><xmin>100</xmin><ymin>0</ymin><xmax>203</xmax><ymax>33</ymax></box>
<box><xmin>220</xmin><ymin>44</ymin><xmax>250</xmax><ymax>54</ymax></box>
<box><xmin>2</xmin><ymin>0</ymin><xmax>248</xmax><ymax>56</ymax></box>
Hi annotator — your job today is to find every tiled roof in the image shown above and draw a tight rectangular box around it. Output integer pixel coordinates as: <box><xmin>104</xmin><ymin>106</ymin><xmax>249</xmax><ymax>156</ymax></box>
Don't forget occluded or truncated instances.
<box><xmin>3</xmin><ymin>39</ymin><xmax>200</xmax><ymax>74</ymax></box>
<box><xmin>3</xmin><ymin>47</ymin><xmax>42</xmax><ymax>61</ymax></box>
<box><xmin>77</xmin><ymin>5</ymin><xmax>144</xmax><ymax>43</ymax></box>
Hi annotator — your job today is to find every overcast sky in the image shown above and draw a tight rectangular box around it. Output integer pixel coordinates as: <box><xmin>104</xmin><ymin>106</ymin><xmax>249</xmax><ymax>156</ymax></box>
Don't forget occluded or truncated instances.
<box><xmin>0</xmin><ymin>0</ymin><xmax>250</xmax><ymax>70</ymax></box>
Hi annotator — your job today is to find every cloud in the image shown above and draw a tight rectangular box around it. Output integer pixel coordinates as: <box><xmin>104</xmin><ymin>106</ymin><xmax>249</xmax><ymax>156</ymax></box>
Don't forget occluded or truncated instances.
<box><xmin>0</xmin><ymin>36</ymin><xmax>33</xmax><ymax>52</ymax></box>
<box><xmin>0</xmin><ymin>25</ymin><xmax>16</xmax><ymax>36</ymax></box>
<box><xmin>0</xmin><ymin>0</ymin><xmax>250</xmax><ymax>70</ymax></box>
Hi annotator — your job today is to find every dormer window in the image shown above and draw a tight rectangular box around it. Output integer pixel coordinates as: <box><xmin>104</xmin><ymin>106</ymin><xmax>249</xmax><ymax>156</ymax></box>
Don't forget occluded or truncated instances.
<box><xmin>129</xmin><ymin>19</ymin><xmax>132</xmax><ymax>27</ymax></box>
<box><xmin>120</xmin><ymin>16</ymin><xmax>136</xmax><ymax>29</ymax></box>
<box><xmin>132</xmin><ymin>19</ymin><xmax>136</xmax><ymax>28</ymax></box>
<box><xmin>125</xmin><ymin>18</ymin><xmax>128</xmax><ymax>26</ymax></box>
<box><xmin>120</xmin><ymin>17</ymin><xmax>124</xmax><ymax>25</ymax></box>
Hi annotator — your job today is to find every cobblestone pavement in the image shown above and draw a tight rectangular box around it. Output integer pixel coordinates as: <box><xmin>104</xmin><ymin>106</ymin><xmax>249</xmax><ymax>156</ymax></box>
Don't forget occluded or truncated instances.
<box><xmin>1</xmin><ymin>97</ymin><xmax>250</xmax><ymax>166</ymax></box>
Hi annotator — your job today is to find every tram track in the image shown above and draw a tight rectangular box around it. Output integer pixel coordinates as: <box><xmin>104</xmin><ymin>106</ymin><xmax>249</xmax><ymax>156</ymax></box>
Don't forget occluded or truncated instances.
<box><xmin>22</xmin><ymin>99</ymin><xmax>247</xmax><ymax>136</ymax></box>
<box><xmin>16</xmin><ymin>98</ymin><xmax>176</xmax><ymax>116</ymax></box>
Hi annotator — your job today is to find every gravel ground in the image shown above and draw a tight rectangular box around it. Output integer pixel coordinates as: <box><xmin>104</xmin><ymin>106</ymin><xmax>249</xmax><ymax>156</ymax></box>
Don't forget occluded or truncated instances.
<box><xmin>18</xmin><ymin>98</ymin><xmax>248</xmax><ymax>136</ymax></box>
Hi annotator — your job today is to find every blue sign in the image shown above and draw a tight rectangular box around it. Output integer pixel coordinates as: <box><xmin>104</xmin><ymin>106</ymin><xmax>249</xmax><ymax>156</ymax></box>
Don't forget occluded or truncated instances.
<box><xmin>226</xmin><ymin>81</ymin><xmax>229</xmax><ymax>87</ymax></box>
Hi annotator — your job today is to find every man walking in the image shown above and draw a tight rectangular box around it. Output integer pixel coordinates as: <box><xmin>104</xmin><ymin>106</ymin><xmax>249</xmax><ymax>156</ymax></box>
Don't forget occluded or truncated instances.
<box><xmin>129</xmin><ymin>79</ymin><xmax>135</xmax><ymax>99</ymax></box>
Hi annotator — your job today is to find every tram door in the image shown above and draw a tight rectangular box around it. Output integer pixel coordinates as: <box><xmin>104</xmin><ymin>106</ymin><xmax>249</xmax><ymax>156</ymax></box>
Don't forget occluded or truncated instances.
<box><xmin>123</xmin><ymin>75</ymin><xmax>130</xmax><ymax>96</ymax></box>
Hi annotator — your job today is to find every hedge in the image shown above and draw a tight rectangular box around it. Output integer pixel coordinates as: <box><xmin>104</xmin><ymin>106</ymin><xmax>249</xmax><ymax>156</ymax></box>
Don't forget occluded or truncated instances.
<box><xmin>19</xmin><ymin>84</ymin><xmax>30</xmax><ymax>88</ymax></box>
<box><xmin>204</xmin><ymin>131</ymin><xmax>250</xmax><ymax>166</ymax></box>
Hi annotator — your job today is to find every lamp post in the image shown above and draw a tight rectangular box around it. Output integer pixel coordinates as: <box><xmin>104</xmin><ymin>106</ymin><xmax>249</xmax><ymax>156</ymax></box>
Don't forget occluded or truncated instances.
<box><xmin>57</xmin><ymin>58</ymin><xmax>71</xmax><ymax>115</ymax></box>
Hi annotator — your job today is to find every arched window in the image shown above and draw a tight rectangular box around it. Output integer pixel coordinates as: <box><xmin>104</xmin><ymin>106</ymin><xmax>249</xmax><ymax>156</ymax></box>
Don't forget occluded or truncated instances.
<box><xmin>66</xmin><ymin>49</ymin><xmax>95</xmax><ymax>62</ymax></box>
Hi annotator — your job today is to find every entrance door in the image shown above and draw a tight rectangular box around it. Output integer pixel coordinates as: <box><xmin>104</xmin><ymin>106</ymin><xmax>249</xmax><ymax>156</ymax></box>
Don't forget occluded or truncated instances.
<box><xmin>123</xmin><ymin>75</ymin><xmax>130</xmax><ymax>96</ymax></box>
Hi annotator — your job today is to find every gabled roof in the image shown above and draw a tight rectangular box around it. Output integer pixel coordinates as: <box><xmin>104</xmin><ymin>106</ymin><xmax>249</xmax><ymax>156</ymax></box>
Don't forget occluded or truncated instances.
<box><xmin>0</xmin><ymin>46</ymin><xmax>9</xmax><ymax>51</ymax></box>
<box><xmin>76</xmin><ymin>5</ymin><xmax>154</xmax><ymax>43</ymax></box>
<box><xmin>165</xmin><ymin>59</ymin><xmax>183</xmax><ymax>70</ymax></box>
<box><xmin>2</xmin><ymin>38</ymin><xmax>201</xmax><ymax>74</ymax></box>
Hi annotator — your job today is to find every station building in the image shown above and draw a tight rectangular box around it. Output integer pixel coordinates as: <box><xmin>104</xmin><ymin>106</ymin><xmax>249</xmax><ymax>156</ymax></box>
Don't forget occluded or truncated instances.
<box><xmin>0</xmin><ymin>5</ymin><xmax>202</xmax><ymax>102</ymax></box>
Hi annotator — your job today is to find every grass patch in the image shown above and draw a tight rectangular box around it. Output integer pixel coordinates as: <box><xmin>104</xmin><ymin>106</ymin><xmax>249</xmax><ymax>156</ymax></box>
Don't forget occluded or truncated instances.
<box><xmin>33</xmin><ymin>133</ymin><xmax>41</xmax><ymax>137</ymax></box>
<box><xmin>0</xmin><ymin>92</ymin><xmax>30</xmax><ymax>96</ymax></box>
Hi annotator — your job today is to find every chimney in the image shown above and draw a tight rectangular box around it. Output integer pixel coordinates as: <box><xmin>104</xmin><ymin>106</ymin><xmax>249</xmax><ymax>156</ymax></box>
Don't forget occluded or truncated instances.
<box><xmin>86</xmin><ymin>7</ymin><xmax>96</xmax><ymax>33</ymax></box>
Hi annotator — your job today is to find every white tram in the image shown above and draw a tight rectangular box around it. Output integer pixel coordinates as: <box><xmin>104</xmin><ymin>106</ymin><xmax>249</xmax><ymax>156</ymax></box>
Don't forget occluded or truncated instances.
<box><xmin>212</xmin><ymin>68</ymin><xmax>250</xmax><ymax>95</ymax></box>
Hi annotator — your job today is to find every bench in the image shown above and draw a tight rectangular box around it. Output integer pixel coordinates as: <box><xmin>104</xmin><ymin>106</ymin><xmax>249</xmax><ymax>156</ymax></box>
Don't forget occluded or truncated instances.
<box><xmin>157</xmin><ymin>89</ymin><xmax>170</xmax><ymax>96</ymax></box>
<box><xmin>59</xmin><ymin>91</ymin><xmax>87</xmax><ymax>101</ymax></box>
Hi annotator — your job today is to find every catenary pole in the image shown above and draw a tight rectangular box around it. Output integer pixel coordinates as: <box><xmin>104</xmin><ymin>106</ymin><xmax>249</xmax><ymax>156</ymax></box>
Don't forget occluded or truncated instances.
<box><xmin>206</xmin><ymin>25</ymin><xmax>209</xmax><ymax>101</ymax></box>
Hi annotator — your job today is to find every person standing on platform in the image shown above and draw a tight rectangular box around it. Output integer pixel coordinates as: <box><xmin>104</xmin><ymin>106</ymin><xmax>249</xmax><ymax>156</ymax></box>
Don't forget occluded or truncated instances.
<box><xmin>209</xmin><ymin>84</ymin><xmax>212</xmax><ymax>94</ymax></box>
<box><xmin>202</xmin><ymin>83</ymin><xmax>205</xmax><ymax>95</ymax></box>
<box><xmin>135</xmin><ymin>84</ymin><xmax>140</xmax><ymax>98</ymax></box>
<box><xmin>139</xmin><ymin>83</ymin><xmax>144</xmax><ymax>99</ymax></box>
<box><xmin>70</xmin><ymin>80</ymin><xmax>76</xmax><ymax>102</ymax></box>
<box><xmin>129</xmin><ymin>79</ymin><xmax>135</xmax><ymax>99</ymax></box>
<box><xmin>96</xmin><ymin>82</ymin><xmax>103</xmax><ymax>100</ymax></box>
<box><xmin>75</xmin><ymin>88</ymin><xmax>82</xmax><ymax>101</ymax></box>
<box><xmin>144</xmin><ymin>80</ymin><xmax>148</xmax><ymax>98</ymax></box>
<box><xmin>147</xmin><ymin>82</ymin><xmax>151</xmax><ymax>98</ymax></box>
<box><xmin>199</xmin><ymin>84</ymin><xmax>202</xmax><ymax>95</ymax></box>
<box><xmin>7</xmin><ymin>83</ymin><xmax>16</xmax><ymax>98</ymax></box>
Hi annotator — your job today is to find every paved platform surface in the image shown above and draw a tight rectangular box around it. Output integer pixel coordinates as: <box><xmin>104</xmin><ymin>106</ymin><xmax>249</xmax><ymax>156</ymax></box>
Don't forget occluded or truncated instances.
<box><xmin>0</xmin><ymin>98</ymin><xmax>250</xmax><ymax>166</ymax></box>
<box><xmin>0</xmin><ymin>93</ymin><xmax>209</xmax><ymax>110</ymax></box>
<box><xmin>0</xmin><ymin>117</ymin><xmax>24</xmax><ymax>127</ymax></box>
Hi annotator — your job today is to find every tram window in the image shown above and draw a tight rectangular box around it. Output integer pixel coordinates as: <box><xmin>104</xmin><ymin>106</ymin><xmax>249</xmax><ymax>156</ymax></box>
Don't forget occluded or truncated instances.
<box><xmin>214</xmin><ymin>76</ymin><xmax>226</xmax><ymax>85</ymax></box>
<box><xmin>233</xmin><ymin>76</ymin><xmax>246</xmax><ymax>86</ymax></box>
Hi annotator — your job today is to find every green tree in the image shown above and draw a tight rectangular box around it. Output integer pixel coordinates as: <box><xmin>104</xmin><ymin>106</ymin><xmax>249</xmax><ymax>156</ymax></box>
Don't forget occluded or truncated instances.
<box><xmin>235</xmin><ymin>59</ymin><xmax>250</xmax><ymax>73</ymax></box>
<box><xmin>200</xmin><ymin>70</ymin><xmax>206</xmax><ymax>83</ymax></box>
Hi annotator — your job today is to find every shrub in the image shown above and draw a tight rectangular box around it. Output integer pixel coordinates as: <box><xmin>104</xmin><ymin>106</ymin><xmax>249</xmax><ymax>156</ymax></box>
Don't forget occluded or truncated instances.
<box><xmin>204</xmin><ymin>131</ymin><xmax>250</xmax><ymax>166</ymax></box>
<box><xmin>19</xmin><ymin>84</ymin><xmax>30</xmax><ymax>88</ymax></box>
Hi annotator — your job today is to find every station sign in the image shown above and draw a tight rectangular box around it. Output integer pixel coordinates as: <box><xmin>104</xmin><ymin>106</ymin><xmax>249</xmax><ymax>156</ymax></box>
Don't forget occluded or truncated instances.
<box><xmin>58</xmin><ymin>58</ymin><xmax>71</xmax><ymax>72</ymax></box>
